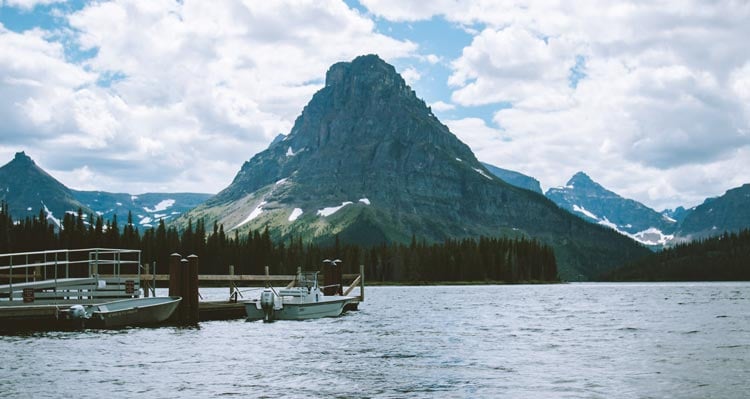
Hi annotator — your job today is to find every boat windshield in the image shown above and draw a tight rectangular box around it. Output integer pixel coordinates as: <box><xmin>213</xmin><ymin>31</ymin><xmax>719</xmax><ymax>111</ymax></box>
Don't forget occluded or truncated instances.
<box><xmin>297</xmin><ymin>272</ymin><xmax>319</xmax><ymax>289</ymax></box>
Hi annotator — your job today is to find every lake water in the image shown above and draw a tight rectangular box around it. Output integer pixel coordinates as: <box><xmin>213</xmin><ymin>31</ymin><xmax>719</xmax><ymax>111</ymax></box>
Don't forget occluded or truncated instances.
<box><xmin>1</xmin><ymin>282</ymin><xmax>749</xmax><ymax>398</ymax></box>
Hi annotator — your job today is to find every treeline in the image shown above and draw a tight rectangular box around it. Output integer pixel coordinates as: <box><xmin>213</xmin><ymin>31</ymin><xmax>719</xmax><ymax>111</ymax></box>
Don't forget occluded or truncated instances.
<box><xmin>602</xmin><ymin>229</ymin><xmax>750</xmax><ymax>281</ymax></box>
<box><xmin>0</xmin><ymin>203</ymin><xmax>558</xmax><ymax>282</ymax></box>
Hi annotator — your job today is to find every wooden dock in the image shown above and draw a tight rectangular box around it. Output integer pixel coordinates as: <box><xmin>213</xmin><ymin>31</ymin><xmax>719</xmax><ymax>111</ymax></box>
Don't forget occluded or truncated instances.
<box><xmin>1</xmin><ymin>248</ymin><xmax>365</xmax><ymax>330</ymax></box>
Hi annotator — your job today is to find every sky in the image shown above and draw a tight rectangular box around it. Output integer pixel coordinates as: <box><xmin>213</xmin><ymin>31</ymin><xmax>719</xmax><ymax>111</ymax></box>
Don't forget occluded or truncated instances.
<box><xmin>1</xmin><ymin>0</ymin><xmax>749</xmax><ymax>211</ymax></box>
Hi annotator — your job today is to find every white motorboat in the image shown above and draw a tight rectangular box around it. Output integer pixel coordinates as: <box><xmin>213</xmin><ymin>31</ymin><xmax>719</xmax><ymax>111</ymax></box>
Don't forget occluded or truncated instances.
<box><xmin>245</xmin><ymin>271</ymin><xmax>355</xmax><ymax>322</ymax></box>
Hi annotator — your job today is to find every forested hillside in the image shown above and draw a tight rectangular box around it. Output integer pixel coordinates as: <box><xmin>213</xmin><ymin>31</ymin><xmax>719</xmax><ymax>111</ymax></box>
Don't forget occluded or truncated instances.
<box><xmin>0</xmin><ymin>202</ymin><xmax>558</xmax><ymax>283</ymax></box>
<box><xmin>602</xmin><ymin>229</ymin><xmax>750</xmax><ymax>281</ymax></box>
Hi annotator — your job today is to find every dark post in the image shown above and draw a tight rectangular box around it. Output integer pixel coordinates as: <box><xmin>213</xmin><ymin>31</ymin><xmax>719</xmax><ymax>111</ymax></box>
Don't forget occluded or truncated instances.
<box><xmin>323</xmin><ymin>260</ymin><xmax>343</xmax><ymax>296</ymax></box>
<box><xmin>187</xmin><ymin>255</ymin><xmax>200</xmax><ymax>324</ymax></box>
<box><xmin>180</xmin><ymin>258</ymin><xmax>190</xmax><ymax>322</ymax></box>
<box><xmin>168</xmin><ymin>253</ymin><xmax>182</xmax><ymax>323</ymax></box>
<box><xmin>168</xmin><ymin>253</ymin><xmax>182</xmax><ymax>298</ymax></box>
<box><xmin>142</xmin><ymin>263</ymin><xmax>150</xmax><ymax>298</ymax></box>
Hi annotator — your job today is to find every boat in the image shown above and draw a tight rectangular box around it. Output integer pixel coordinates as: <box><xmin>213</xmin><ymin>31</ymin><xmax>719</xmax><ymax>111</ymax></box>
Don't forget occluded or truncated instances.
<box><xmin>245</xmin><ymin>271</ymin><xmax>355</xmax><ymax>322</ymax></box>
<box><xmin>66</xmin><ymin>296</ymin><xmax>182</xmax><ymax>328</ymax></box>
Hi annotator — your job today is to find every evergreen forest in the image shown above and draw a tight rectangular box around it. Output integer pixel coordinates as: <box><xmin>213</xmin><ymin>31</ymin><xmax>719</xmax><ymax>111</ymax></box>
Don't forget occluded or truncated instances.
<box><xmin>602</xmin><ymin>229</ymin><xmax>750</xmax><ymax>281</ymax></box>
<box><xmin>0</xmin><ymin>203</ymin><xmax>559</xmax><ymax>283</ymax></box>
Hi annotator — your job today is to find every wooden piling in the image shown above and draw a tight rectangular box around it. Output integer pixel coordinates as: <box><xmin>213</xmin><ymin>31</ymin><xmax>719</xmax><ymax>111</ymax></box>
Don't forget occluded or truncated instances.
<box><xmin>142</xmin><ymin>263</ymin><xmax>150</xmax><ymax>298</ymax></box>
<box><xmin>168</xmin><ymin>253</ymin><xmax>182</xmax><ymax>298</ymax></box>
<box><xmin>323</xmin><ymin>261</ymin><xmax>342</xmax><ymax>295</ymax></box>
<box><xmin>359</xmin><ymin>264</ymin><xmax>365</xmax><ymax>302</ymax></box>
<box><xmin>228</xmin><ymin>265</ymin><xmax>235</xmax><ymax>299</ymax></box>
<box><xmin>187</xmin><ymin>255</ymin><xmax>199</xmax><ymax>324</ymax></box>
<box><xmin>179</xmin><ymin>258</ymin><xmax>190</xmax><ymax>322</ymax></box>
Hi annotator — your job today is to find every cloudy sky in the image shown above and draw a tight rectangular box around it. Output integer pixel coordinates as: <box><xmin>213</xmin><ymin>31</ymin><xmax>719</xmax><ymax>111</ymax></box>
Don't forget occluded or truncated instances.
<box><xmin>1</xmin><ymin>0</ymin><xmax>748</xmax><ymax>211</ymax></box>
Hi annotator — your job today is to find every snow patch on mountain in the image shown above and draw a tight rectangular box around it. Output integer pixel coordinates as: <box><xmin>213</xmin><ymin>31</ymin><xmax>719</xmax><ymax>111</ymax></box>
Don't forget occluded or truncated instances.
<box><xmin>42</xmin><ymin>203</ymin><xmax>61</xmax><ymax>229</ymax></box>
<box><xmin>473</xmin><ymin>168</ymin><xmax>493</xmax><ymax>180</ymax></box>
<box><xmin>359</xmin><ymin>198</ymin><xmax>371</xmax><ymax>205</ymax></box>
<box><xmin>288</xmin><ymin>208</ymin><xmax>303</xmax><ymax>222</ymax></box>
<box><xmin>234</xmin><ymin>201</ymin><xmax>267</xmax><ymax>229</ymax></box>
<box><xmin>286</xmin><ymin>147</ymin><xmax>296</xmax><ymax>157</ymax></box>
<box><xmin>317</xmin><ymin>202</ymin><xmax>353</xmax><ymax>217</ymax></box>
<box><xmin>143</xmin><ymin>199</ymin><xmax>175</xmax><ymax>213</ymax></box>
<box><xmin>572</xmin><ymin>205</ymin><xmax>598</xmax><ymax>220</ymax></box>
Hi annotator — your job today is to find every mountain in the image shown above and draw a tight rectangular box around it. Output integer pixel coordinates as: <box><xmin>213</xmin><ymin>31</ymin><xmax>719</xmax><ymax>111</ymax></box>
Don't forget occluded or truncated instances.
<box><xmin>0</xmin><ymin>151</ymin><xmax>210</xmax><ymax>230</ymax></box>
<box><xmin>545</xmin><ymin>172</ymin><xmax>677</xmax><ymax>247</ymax></box>
<box><xmin>180</xmin><ymin>54</ymin><xmax>649</xmax><ymax>280</ymax></box>
<box><xmin>661</xmin><ymin>206</ymin><xmax>691</xmax><ymax>225</ymax></box>
<box><xmin>481</xmin><ymin>163</ymin><xmax>543</xmax><ymax>194</ymax></box>
<box><xmin>73</xmin><ymin>191</ymin><xmax>212</xmax><ymax>230</ymax></box>
<box><xmin>674</xmin><ymin>184</ymin><xmax>750</xmax><ymax>241</ymax></box>
<box><xmin>0</xmin><ymin>151</ymin><xmax>92</xmax><ymax>227</ymax></box>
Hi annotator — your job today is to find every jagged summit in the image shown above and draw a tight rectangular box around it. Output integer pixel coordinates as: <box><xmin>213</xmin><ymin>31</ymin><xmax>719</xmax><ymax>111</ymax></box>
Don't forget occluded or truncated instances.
<box><xmin>13</xmin><ymin>151</ymin><xmax>34</xmax><ymax>165</ymax></box>
<box><xmin>211</xmin><ymin>53</ymin><xmax>478</xmax><ymax>204</ymax></box>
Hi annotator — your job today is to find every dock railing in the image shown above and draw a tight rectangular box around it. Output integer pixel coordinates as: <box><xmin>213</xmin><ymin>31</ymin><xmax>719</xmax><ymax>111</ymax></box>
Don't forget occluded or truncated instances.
<box><xmin>109</xmin><ymin>264</ymin><xmax>366</xmax><ymax>304</ymax></box>
<box><xmin>0</xmin><ymin>248</ymin><xmax>141</xmax><ymax>302</ymax></box>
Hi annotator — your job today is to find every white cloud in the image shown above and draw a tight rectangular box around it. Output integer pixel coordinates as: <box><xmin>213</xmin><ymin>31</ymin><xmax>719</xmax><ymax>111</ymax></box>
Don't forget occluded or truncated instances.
<box><xmin>430</xmin><ymin>101</ymin><xmax>455</xmax><ymax>112</ymax></box>
<box><xmin>400</xmin><ymin>66</ymin><xmax>421</xmax><ymax>85</ymax></box>
<box><xmin>0</xmin><ymin>1</ymin><xmax>417</xmax><ymax>194</ymax></box>
<box><xmin>2</xmin><ymin>0</ymin><xmax>64</xmax><ymax>10</ymax></box>
<box><xmin>363</xmin><ymin>0</ymin><xmax>750</xmax><ymax>210</ymax></box>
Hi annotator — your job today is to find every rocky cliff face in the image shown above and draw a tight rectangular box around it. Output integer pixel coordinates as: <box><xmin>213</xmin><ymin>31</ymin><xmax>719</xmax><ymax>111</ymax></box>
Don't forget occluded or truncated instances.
<box><xmin>675</xmin><ymin>184</ymin><xmax>750</xmax><ymax>241</ymax></box>
<box><xmin>0</xmin><ymin>152</ymin><xmax>91</xmax><ymax>226</ymax></box>
<box><xmin>482</xmin><ymin>163</ymin><xmax>543</xmax><ymax>194</ymax></box>
<box><xmin>545</xmin><ymin>172</ymin><xmax>677</xmax><ymax>247</ymax></box>
<box><xmin>182</xmin><ymin>55</ymin><xmax>650</xmax><ymax>280</ymax></box>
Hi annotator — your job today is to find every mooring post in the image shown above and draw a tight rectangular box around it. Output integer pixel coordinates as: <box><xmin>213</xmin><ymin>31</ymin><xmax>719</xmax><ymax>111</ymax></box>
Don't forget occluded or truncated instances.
<box><xmin>143</xmin><ymin>263</ymin><xmax>150</xmax><ymax>298</ymax></box>
<box><xmin>359</xmin><ymin>264</ymin><xmax>365</xmax><ymax>302</ymax></box>
<box><xmin>187</xmin><ymin>255</ymin><xmax>199</xmax><ymax>324</ymax></box>
<box><xmin>168</xmin><ymin>253</ymin><xmax>182</xmax><ymax>298</ymax></box>
<box><xmin>168</xmin><ymin>253</ymin><xmax>182</xmax><ymax>323</ymax></box>
<box><xmin>229</xmin><ymin>265</ymin><xmax>235</xmax><ymax>299</ymax></box>
<box><xmin>179</xmin><ymin>258</ymin><xmax>190</xmax><ymax>322</ymax></box>
<box><xmin>323</xmin><ymin>260</ymin><xmax>342</xmax><ymax>295</ymax></box>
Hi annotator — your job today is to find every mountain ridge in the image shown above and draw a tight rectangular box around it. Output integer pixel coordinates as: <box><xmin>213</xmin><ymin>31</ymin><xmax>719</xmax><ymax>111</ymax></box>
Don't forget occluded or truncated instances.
<box><xmin>545</xmin><ymin>171</ymin><xmax>677</xmax><ymax>247</ymax></box>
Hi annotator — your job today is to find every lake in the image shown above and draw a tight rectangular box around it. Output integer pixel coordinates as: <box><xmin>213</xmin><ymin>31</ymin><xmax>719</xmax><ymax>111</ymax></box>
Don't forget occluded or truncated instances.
<box><xmin>1</xmin><ymin>283</ymin><xmax>749</xmax><ymax>398</ymax></box>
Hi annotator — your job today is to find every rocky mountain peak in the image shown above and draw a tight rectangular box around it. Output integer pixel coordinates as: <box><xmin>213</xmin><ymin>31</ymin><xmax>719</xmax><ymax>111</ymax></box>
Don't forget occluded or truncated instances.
<box><xmin>567</xmin><ymin>171</ymin><xmax>596</xmax><ymax>188</ymax></box>
<box><xmin>325</xmin><ymin>54</ymin><xmax>405</xmax><ymax>92</ymax></box>
<box><xmin>13</xmin><ymin>151</ymin><xmax>34</xmax><ymax>165</ymax></box>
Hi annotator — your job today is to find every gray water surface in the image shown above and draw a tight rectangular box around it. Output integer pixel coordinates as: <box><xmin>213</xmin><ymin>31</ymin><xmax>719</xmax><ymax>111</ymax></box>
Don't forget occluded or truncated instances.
<box><xmin>1</xmin><ymin>283</ymin><xmax>749</xmax><ymax>398</ymax></box>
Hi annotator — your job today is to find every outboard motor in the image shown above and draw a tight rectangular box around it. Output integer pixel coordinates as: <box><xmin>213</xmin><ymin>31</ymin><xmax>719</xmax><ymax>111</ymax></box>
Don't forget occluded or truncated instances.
<box><xmin>260</xmin><ymin>289</ymin><xmax>276</xmax><ymax>322</ymax></box>
<box><xmin>69</xmin><ymin>304</ymin><xmax>89</xmax><ymax>319</ymax></box>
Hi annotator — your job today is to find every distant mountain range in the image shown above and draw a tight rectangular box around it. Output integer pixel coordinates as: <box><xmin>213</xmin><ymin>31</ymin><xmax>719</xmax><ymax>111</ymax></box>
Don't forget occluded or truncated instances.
<box><xmin>542</xmin><ymin>171</ymin><xmax>750</xmax><ymax>248</ymax></box>
<box><xmin>0</xmin><ymin>151</ymin><xmax>210</xmax><ymax>229</ymax></box>
<box><xmin>73</xmin><ymin>191</ymin><xmax>212</xmax><ymax>229</ymax></box>
<box><xmin>544</xmin><ymin>172</ymin><xmax>678</xmax><ymax>247</ymax></box>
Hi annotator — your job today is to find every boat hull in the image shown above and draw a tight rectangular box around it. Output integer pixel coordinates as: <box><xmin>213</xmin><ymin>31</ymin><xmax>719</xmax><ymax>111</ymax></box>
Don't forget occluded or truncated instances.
<box><xmin>87</xmin><ymin>296</ymin><xmax>182</xmax><ymax>329</ymax></box>
<box><xmin>245</xmin><ymin>296</ymin><xmax>353</xmax><ymax>321</ymax></box>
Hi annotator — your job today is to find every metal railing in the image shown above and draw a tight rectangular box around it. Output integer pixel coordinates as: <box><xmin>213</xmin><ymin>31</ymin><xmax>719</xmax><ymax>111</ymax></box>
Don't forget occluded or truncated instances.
<box><xmin>0</xmin><ymin>248</ymin><xmax>141</xmax><ymax>302</ymax></box>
